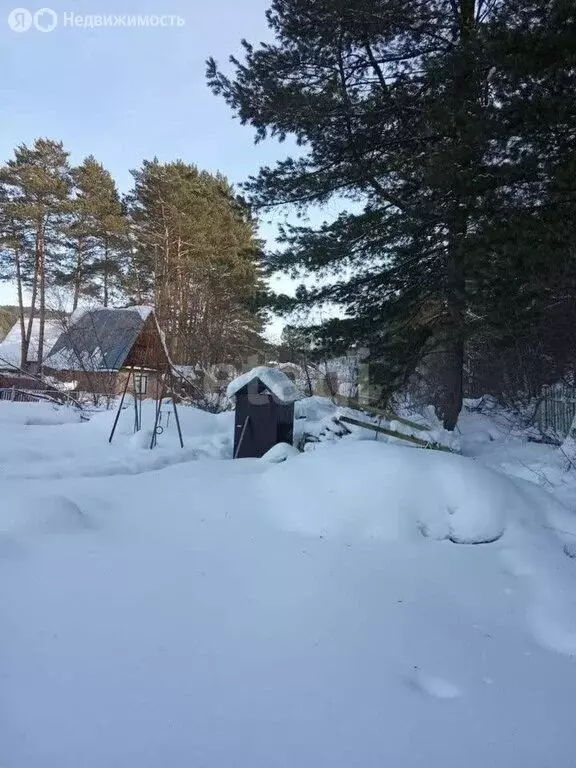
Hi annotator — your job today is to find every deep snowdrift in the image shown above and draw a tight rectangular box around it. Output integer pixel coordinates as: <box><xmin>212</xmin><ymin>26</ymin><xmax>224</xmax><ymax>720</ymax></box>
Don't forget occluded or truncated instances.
<box><xmin>2</xmin><ymin>400</ymin><xmax>576</xmax><ymax>767</ymax></box>
<box><xmin>0</xmin><ymin>399</ymin><xmax>234</xmax><ymax>480</ymax></box>
<box><xmin>261</xmin><ymin>440</ymin><xmax>512</xmax><ymax>544</ymax></box>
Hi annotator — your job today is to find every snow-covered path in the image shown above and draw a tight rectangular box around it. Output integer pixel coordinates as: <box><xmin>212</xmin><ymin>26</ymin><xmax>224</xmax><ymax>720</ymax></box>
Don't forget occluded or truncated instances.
<box><xmin>2</xmin><ymin>401</ymin><xmax>576</xmax><ymax>767</ymax></box>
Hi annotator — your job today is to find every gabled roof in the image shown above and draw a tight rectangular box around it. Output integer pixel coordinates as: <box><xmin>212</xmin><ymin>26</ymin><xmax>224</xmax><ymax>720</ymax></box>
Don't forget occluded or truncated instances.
<box><xmin>227</xmin><ymin>366</ymin><xmax>300</xmax><ymax>404</ymax></box>
<box><xmin>45</xmin><ymin>306</ymin><xmax>169</xmax><ymax>372</ymax></box>
<box><xmin>0</xmin><ymin>318</ymin><xmax>62</xmax><ymax>370</ymax></box>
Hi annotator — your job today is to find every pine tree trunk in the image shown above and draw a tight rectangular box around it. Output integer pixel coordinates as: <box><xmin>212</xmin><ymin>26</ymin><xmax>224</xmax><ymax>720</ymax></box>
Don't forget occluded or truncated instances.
<box><xmin>73</xmin><ymin>241</ymin><xmax>83</xmax><ymax>312</ymax></box>
<box><xmin>14</xmin><ymin>242</ymin><xmax>28</xmax><ymax>370</ymax></box>
<box><xmin>434</xmin><ymin>209</ymin><xmax>467</xmax><ymax>430</ymax></box>
<box><xmin>436</xmin><ymin>332</ymin><xmax>464</xmax><ymax>431</ymax></box>
<box><xmin>434</xmin><ymin>0</ymin><xmax>476</xmax><ymax>431</ymax></box>
<box><xmin>25</xmin><ymin>236</ymin><xmax>41</xmax><ymax>372</ymax></box>
<box><xmin>103</xmin><ymin>239</ymin><xmax>109</xmax><ymax>307</ymax></box>
<box><xmin>37</xmin><ymin>221</ymin><xmax>46</xmax><ymax>374</ymax></box>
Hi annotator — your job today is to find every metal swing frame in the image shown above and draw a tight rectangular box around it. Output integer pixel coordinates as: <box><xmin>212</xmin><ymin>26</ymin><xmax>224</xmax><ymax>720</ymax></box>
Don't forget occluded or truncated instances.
<box><xmin>108</xmin><ymin>365</ymin><xmax>184</xmax><ymax>450</ymax></box>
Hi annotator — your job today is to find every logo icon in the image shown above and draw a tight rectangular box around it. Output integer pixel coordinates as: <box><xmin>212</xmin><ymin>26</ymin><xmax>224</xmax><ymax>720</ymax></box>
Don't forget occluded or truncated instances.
<box><xmin>7</xmin><ymin>7</ymin><xmax>33</xmax><ymax>32</ymax></box>
<box><xmin>34</xmin><ymin>7</ymin><xmax>57</xmax><ymax>32</ymax></box>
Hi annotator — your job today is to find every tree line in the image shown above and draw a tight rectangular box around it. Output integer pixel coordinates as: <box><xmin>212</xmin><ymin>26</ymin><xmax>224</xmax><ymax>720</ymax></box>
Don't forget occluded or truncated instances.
<box><xmin>208</xmin><ymin>0</ymin><xmax>576</xmax><ymax>428</ymax></box>
<box><xmin>0</xmin><ymin>139</ymin><xmax>266</xmax><ymax>370</ymax></box>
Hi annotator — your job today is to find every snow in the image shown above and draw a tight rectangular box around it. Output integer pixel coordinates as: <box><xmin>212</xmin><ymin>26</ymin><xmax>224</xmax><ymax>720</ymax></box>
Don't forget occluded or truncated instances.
<box><xmin>130</xmin><ymin>304</ymin><xmax>155</xmax><ymax>320</ymax></box>
<box><xmin>0</xmin><ymin>399</ymin><xmax>233</xmax><ymax>481</ymax></box>
<box><xmin>0</xmin><ymin>318</ymin><xmax>62</xmax><ymax>369</ymax></box>
<box><xmin>66</xmin><ymin>304</ymin><xmax>154</xmax><ymax>326</ymax></box>
<box><xmin>295</xmin><ymin>394</ymin><xmax>337</xmax><ymax>421</ymax></box>
<box><xmin>408</xmin><ymin>669</ymin><xmax>463</xmax><ymax>699</ymax></box>
<box><xmin>227</xmin><ymin>365</ymin><xmax>300</xmax><ymax>403</ymax></box>
<box><xmin>0</xmin><ymin>401</ymin><xmax>84</xmax><ymax>427</ymax></box>
<box><xmin>173</xmin><ymin>363</ymin><xmax>198</xmax><ymax>379</ymax></box>
<box><xmin>45</xmin><ymin>344</ymin><xmax>107</xmax><ymax>372</ymax></box>
<box><xmin>260</xmin><ymin>441</ymin><xmax>300</xmax><ymax>463</ymax></box>
<box><xmin>2</xmin><ymin>396</ymin><xmax>576</xmax><ymax>767</ymax></box>
<box><xmin>0</xmin><ymin>341</ymin><xmax>24</xmax><ymax>369</ymax></box>
<box><xmin>260</xmin><ymin>440</ymin><xmax>510</xmax><ymax>544</ymax></box>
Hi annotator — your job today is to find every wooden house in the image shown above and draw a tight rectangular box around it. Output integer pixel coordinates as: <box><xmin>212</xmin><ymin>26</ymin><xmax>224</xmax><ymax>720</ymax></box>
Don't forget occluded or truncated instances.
<box><xmin>44</xmin><ymin>307</ymin><xmax>171</xmax><ymax>399</ymax></box>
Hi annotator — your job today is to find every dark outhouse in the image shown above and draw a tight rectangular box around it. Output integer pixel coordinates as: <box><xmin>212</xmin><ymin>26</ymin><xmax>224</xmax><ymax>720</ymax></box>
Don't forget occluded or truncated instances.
<box><xmin>227</xmin><ymin>366</ymin><xmax>300</xmax><ymax>458</ymax></box>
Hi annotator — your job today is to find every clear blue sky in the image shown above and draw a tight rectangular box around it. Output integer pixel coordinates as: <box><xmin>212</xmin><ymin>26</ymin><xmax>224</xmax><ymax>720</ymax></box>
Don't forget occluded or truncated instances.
<box><xmin>0</xmin><ymin>0</ymin><xmax>297</xmax><ymax>337</ymax></box>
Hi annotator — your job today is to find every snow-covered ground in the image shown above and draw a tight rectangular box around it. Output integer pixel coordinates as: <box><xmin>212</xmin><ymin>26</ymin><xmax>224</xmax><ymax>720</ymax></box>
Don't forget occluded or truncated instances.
<box><xmin>2</xmin><ymin>398</ymin><xmax>576</xmax><ymax>767</ymax></box>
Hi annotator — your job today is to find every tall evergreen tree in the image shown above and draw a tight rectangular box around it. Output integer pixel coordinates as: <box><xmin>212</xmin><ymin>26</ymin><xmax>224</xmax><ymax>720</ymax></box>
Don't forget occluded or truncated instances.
<box><xmin>126</xmin><ymin>159</ymin><xmax>266</xmax><ymax>365</ymax></box>
<box><xmin>0</xmin><ymin>139</ymin><xmax>72</xmax><ymax>368</ymax></box>
<box><xmin>58</xmin><ymin>156</ymin><xmax>127</xmax><ymax>309</ymax></box>
<box><xmin>0</xmin><ymin>183</ymin><xmax>29</xmax><ymax>366</ymax></box>
<box><xmin>474</xmin><ymin>1</ymin><xmax>576</xmax><ymax>398</ymax></box>
<box><xmin>207</xmin><ymin>0</ymin><xmax>576</xmax><ymax>427</ymax></box>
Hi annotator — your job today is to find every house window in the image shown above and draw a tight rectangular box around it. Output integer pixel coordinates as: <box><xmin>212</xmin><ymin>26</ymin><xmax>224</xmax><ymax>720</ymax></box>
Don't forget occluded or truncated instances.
<box><xmin>134</xmin><ymin>373</ymin><xmax>148</xmax><ymax>395</ymax></box>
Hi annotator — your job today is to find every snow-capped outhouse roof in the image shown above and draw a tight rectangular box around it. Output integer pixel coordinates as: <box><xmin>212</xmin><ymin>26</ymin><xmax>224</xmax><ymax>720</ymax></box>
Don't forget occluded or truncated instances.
<box><xmin>227</xmin><ymin>366</ymin><xmax>300</xmax><ymax>404</ymax></box>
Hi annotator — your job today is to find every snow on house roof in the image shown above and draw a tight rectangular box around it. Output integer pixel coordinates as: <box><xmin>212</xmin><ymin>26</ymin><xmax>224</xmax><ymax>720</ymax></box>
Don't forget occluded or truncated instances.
<box><xmin>131</xmin><ymin>305</ymin><xmax>155</xmax><ymax>321</ymax></box>
<box><xmin>227</xmin><ymin>366</ymin><xmax>300</xmax><ymax>404</ymax></box>
<box><xmin>45</xmin><ymin>307</ymin><xmax>168</xmax><ymax>372</ymax></box>
<box><xmin>67</xmin><ymin>304</ymin><xmax>154</xmax><ymax>327</ymax></box>
<box><xmin>0</xmin><ymin>318</ymin><xmax>63</xmax><ymax>370</ymax></box>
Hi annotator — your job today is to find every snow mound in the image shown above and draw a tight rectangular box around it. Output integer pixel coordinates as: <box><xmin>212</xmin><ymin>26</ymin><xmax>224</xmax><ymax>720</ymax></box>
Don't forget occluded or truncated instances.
<box><xmin>408</xmin><ymin>670</ymin><xmax>462</xmax><ymax>699</ymax></box>
<box><xmin>0</xmin><ymin>401</ymin><xmax>82</xmax><ymax>426</ymax></box>
<box><xmin>295</xmin><ymin>396</ymin><xmax>337</xmax><ymax>421</ymax></box>
<box><xmin>128</xmin><ymin>428</ymin><xmax>155</xmax><ymax>449</ymax></box>
<box><xmin>260</xmin><ymin>441</ymin><xmax>523</xmax><ymax>544</ymax></box>
<box><xmin>1</xmin><ymin>494</ymin><xmax>93</xmax><ymax>537</ymax></box>
<box><xmin>261</xmin><ymin>442</ymin><xmax>300</xmax><ymax>463</ymax></box>
<box><xmin>227</xmin><ymin>365</ymin><xmax>300</xmax><ymax>403</ymax></box>
<box><xmin>529</xmin><ymin>590</ymin><xmax>576</xmax><ymax>657</ymax></box>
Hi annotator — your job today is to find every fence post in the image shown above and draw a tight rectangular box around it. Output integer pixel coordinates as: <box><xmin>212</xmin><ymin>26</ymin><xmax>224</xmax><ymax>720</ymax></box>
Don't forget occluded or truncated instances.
<box><xmin>539</xmin><ymin>383</ymin><xmax>576</xmax><ymax>441</ymax></box>
<box><xmin>10</xmin><ymin>386</ymin><xmax>15</xmax><ymax>401</ymax></box>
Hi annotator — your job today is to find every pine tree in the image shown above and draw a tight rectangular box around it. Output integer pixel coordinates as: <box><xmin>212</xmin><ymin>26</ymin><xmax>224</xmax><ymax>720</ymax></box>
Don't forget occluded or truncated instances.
<box><xmin>0</xmin><ymin>184</ymin><xmax>29</xmax><ymax>366</ymax></box>
<box><xmin>126</xmin><ymin>159</ymin><xmax>266</xmax><ymax>365</ymax></box>
<box><xmin>207</xmin><ymin>0</ymin><xmax>576</xmax><ymax>426</ymax></box>
<box><xmin>0</xmin><ymin>139</ymin><xmax>73</xmax><ymax>368</ymax></box>
<box><xmin>58</xmin><ymin>156</ymin><xmax>127</xmax><ymax>309</ymax></box>
<box><xmin>480</xmin><ymin>1</ymin><xmax>576</xmax><ymax>397</ymax></box>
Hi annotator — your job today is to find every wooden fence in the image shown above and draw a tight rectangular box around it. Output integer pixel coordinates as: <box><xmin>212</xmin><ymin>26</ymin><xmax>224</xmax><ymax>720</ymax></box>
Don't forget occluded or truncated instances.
<box><xmin>537</xmin><ymin>384</ymin><xmax>576</xmax><ymax>440</ymax></box>
<box><xmin>0</xmin><ymin>387</ymin><xmax>62</xmax><ymax>405</ymax></box>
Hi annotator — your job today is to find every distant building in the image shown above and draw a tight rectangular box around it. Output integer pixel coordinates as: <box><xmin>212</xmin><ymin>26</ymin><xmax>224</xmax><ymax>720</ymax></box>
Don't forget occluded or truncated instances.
<box><xmin>44</xmin><ymin>307</ymin><xmax>171</xmax><ymax>399</ymax></box>
<box><xmin>0</xmin><ymin>317</ymin><xmax>62</xmax><ymax>373</ymax></box>
<box><xmin>0</xmin><ymin>317</ymin><xmax>64</xmax><ymax>395</ymax></box>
